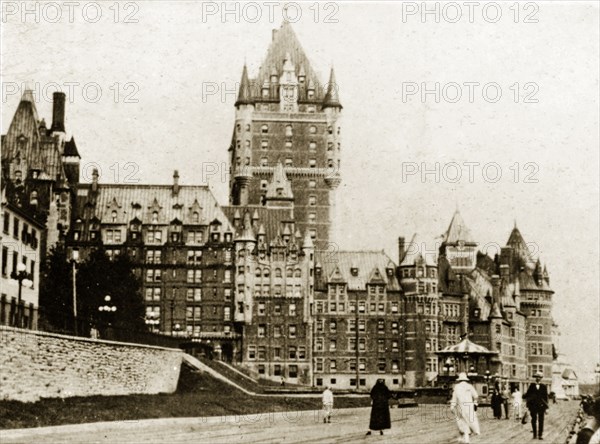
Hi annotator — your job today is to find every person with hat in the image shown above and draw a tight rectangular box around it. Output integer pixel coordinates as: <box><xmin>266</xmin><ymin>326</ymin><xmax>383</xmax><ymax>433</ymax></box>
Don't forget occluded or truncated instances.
<box><xmin>366</xmin><ymin>379</ymin><xmax>392</xmax><ymax>436</ymax></box>
<box><xmin>450</xmin><ymin>372</ymin><xmax>481</xmax><ymax>444</ymax></box>
<box><xmin>322</xmin><ymin>385</ymin><xmax>334</xmax><ymax>423</ymax></box>
<box><xmin>524</xmin><ymin>371</ymin><xmax>549</xmax><ymax>440</ymax></box>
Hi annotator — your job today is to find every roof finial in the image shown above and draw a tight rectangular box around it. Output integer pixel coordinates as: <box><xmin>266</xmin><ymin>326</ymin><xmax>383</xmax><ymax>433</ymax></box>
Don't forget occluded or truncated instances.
<box><xmin>514</xmin><ymin>218</ymin><xmax>517</xmax><ymax>229</ymax></box>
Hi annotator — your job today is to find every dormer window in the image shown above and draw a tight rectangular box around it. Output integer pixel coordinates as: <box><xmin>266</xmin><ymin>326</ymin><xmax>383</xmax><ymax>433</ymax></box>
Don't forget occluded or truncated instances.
<box><xmin>285</xmin><ymin>125</ymin><xmax>293</xmax><ymax>137</ymax></box>
<box><xmin>271</xmin><ymin>74</ymin><xmax>278</xmax><ymax>83</ymax></box>
<box><xmin>351</xmin><ymin>267</ymin><xmax>358</xmax><ymax>276</ymax></box>
<box><xmin>111</xmin><ymin>211</ymin><xmax>117</xmax><ymax>222</ymax></box>
<box><xmin>151</xmin><ymin>211</ymin><xmax>158</xmax><ymax>224</ymax></box>
<box><xmin>262</xmin><ymin>87</ymin><xmax>269</xmax><ymax>98</ymax></box>
<box><xmin>192</xmin><ymin>211</ymin><xmax>200</xmax><ymax>223</ymax></box>
<box><xmin>261</xmin><ymin>124</ymin><xmax>268</xmax><ymax>134</ymax></box>
<box><xmin>307</xmin><ymin>89</ymin><xmax>315</xmax><ymax>99</ymax></box>
<box><xmin>387</xmin><ymin>268</ymin><xmax>394</xmax><ymax>276</ymax></box>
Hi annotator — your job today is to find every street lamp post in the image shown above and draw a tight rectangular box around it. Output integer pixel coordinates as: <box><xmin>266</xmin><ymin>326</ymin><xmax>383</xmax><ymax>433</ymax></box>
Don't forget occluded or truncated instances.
<box><xmin>10</xmin><ymin>262</ymin><xmax>32</xmax><ymax>328</ymax></box>
<box><xmin>70</xmin><ymin>250</ymin><xmax>79</xmax><ymax>335</ymax></box>
<box><xmin>98</xmin><ymin>295</ymin><xmax>117</xmax><ymax>338</ymax></box>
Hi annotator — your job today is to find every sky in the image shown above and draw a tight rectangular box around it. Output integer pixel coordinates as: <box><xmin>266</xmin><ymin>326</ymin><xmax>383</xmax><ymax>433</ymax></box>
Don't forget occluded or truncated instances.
<box><xmin>2</xmin><ymin>1</ymin><xmax>599</xmax><ymax>381</ymax></box>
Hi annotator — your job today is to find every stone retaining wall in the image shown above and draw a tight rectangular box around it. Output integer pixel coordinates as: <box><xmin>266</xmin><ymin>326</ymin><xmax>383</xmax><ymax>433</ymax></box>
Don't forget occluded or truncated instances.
<box><xmin>0</xmin><ymin>326</ymin><xmax>183</xmax><ymax>403</ymax></box>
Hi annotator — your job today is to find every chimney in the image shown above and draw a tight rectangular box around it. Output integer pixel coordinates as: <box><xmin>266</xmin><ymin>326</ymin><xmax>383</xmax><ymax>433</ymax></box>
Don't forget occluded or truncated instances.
<box><xmin>272</xmin><ymin>29</ymin><xmax>278</xmax><ymax>41</ymax></box>
<box><xmin>51</xmin><ymin>92</ymin><xmax>66</xmax><ymax>133</ymax></box>
<box><xmin>91</xmin><ymin>168</ymin><xmax>99</xmax><ymax>192</ymax></box>
<box><xmin>398</xmin><ymin>237</ymin><xmax>406</xmax><ymax>263</ymax></box>
<box><xmin>172</xmin><ymin>170</ymin><xmax>180</xmax><ymax>196</ymax></box>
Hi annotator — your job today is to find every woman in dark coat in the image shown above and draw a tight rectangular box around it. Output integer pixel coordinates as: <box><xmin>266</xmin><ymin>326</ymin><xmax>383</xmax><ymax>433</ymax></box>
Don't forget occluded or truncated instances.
<box><xmin>366</xmin><ymin>379</ymin><xmax>392</xmax><ymax>436</ymax></box>
<box><xmin>491</xmin><ymin>388</ymin><xmax>503</xmax><ymax>419</ymax></box>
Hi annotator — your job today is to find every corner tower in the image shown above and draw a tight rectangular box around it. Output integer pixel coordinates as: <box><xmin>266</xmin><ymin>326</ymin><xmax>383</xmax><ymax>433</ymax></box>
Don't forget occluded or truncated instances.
<box><xmin>229</xmin><ymin>22</ymin><xmax>342</xmax><ymax>250</ymax></box>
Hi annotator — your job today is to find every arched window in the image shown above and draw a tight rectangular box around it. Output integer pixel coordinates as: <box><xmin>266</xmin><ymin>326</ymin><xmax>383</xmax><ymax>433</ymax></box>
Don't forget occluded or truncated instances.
<box><xmin>151</xmin><ymin>211</ymin><xmax>158</xmax><ymax>224</ymax></box>
<box><xmin>246</xmin><ymin>123</ymin><xmax>251</xmax><ymax>131</ymax></box>
<box><xmin>287</xmin><ymin>268</ymin><xmax>293</xmax><ymax>278</ymax></box>
<box><xmin>294</xmin><ymin>269</ymin><xmax>302</xmax><ymax>278</ymax></box>
<box><xmin>192</xmin><ymin>212</ymin><xmax>200</xmax><ymax>223</ymax></box>
<box><xmin>261</xmin><ymin>124</ymin><xmax>268</xmax><ymax>134</ymax></box>
<box><xmin>309</xmin><ymin>125</ymin><xmax>317</xmax><ymax>134</ymax></box>
<box><xmin>275</xmin><ymin>268</ymin><xmax>282</xmax><ymax>278</ymax></box>
<box><xmin>263</xmin><ymin>268</ymin><xmax>270</xmax><ymax>278</ymax></box>
<box><xmin>255</xmin><ymin>268</ymin><xmax>261</xmax><ymax>278</ymax></box>
<box><xmin>328</xmin><ymin>125</ymin><xmax>333</xmax><ymax>134</ymax></box>
<box><xmin>111</xmin><ymin>211</ymin><xmax>117</xmax><ymax>222</ymax></box>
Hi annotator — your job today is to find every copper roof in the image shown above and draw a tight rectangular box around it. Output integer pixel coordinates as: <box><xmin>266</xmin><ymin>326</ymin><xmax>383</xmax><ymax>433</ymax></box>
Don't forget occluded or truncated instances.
<box><xmin>315</xmin><ymin>251</ymin><xmax>400</xmax><ymax>291</ymax></box>
<box><xmin>76</xmin><ymin>184</ymin><xmax>232</xmax><ymax>229</ymax></box>
<box><xmin>443</xmin><ymin>210</ymin><xmax>476</xmax><ymax>245</ymax></box>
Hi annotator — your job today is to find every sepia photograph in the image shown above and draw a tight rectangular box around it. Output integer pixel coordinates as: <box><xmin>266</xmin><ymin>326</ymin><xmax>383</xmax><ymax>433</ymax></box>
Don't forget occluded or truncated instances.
<box><xmin>1</xmin><ymin>1</ymin><xmax>599</xmax><ymax>442</ymax></box>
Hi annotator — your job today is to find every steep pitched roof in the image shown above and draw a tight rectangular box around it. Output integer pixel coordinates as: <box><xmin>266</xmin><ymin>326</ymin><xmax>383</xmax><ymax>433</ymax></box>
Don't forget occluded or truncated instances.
<box><xmin>76</xmin><ymin>184</ymin><xmax>232</xmax><ymax>230</ymax></box>
<box><xmin>443</xmin><ymin>210</ymin><xmax>476</xmax><ymax>245</ymax></box>
<box><xmin>399</xmin><ymin>233</ymin><xmax>437</xmax><ymax>266</ymax></box>
<box><xmin>316</xmin><ymin>251</ymin><xmax>400</xmax><ymax>291</ymax></box>
<box><xmin>256</xmin><ymin>21</ymin><xmax>322</xmax><ymax>93</ymax></box>
<box><xmin>265</xmin><ymin>162</ymin><xmax>293</xmax><ymax>200</ymax></box>
<box><xmin>322</xmin><ymin>67</ymin><xmax>342</xmax><ymax>108</ymax></box>
<box><xmin>222</xmin><ymin>205</ymin><xmax>294</xmax><ymax>243</ymax></box>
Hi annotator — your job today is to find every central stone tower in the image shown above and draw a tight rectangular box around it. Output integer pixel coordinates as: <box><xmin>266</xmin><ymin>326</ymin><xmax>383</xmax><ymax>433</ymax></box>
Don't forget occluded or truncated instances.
<box><xmin>229</xmin><ymin>21</ymin><xmax>342</xmax><ymax>250</ymax></box>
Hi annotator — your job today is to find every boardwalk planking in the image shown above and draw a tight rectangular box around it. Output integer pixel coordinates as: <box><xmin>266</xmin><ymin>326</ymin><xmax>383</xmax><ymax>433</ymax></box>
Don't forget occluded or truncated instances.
<box><xmin>1</xmin><ymin>400</ymin><xmax>578</xmax><ymax>443</ymax></box>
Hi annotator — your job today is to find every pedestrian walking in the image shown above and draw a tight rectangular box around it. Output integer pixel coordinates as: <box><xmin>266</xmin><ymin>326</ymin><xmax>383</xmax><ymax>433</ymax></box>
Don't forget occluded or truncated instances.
<box><xmin>322</xmin><ymin>386</ymin><xmax>334</xmax><ymax>423</ymax></box>
<box><xmin>502</xmin><ymin>385</ymin><xmax>511</xmax><ymax>419</ymax></box>
<box><xmin>366</xmin><ymin>379</ymin><xmax>391</xmax><ymax>436</ymax></box>
<box><xmin>491</xmin><ymin>387</ymin><xmax>503</xmax><ymax>419</ymax></box>
<box><xmin>524</xmin><ymin>371</ymin><xmax>549</xmax><ymax>440</ymax></box>
<box><xmin>512</xmin><ymin>387</ymin><xmax>523</xmax><ymax>421</ymax></box>
<box><xmin>450</xmin><ymin>372</ymin><xmax>480</xmax><ymax>444</ymax></box>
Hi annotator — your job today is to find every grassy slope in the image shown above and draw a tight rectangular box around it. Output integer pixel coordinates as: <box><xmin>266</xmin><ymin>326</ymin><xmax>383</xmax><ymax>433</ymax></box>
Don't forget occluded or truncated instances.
<box><xmin>0</xmin><ymin>365</ymin><xmax>370</xmax><ymax>430</ymax></box>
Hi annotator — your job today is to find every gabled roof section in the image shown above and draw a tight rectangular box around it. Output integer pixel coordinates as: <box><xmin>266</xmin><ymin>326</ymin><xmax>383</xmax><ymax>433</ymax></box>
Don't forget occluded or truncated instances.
<box><xmin>64</xmin><ymin>136</ymin><xmax>80</xmax><ymax>157</ymax></box>
<box><xmin>443</xmin><ymin>210</ymin><xmax>476</xmax><ymax>245</ymax></box>
<box><xmin>367</xmin><ymin>267</ymin><xmax>387</xmax><ymax>284</ymax></box>
<box><xmin>265</xmin><ymin>162</ymin><xmax>293</xmax><ymax>200</ymax></box>
<box><xmin>328</xmin><ymin>265</ymin><xmax>346</xmax><ymax>283</ymax></box>
<box><xmin>316</xmin><ymin>251</ymin><xmax>400</xmax><ymax>291</ymax></box>
<box><xmin>76</xmin><ymin>184</ymin><xmax>232</xmax><ymax>230</ymax></box>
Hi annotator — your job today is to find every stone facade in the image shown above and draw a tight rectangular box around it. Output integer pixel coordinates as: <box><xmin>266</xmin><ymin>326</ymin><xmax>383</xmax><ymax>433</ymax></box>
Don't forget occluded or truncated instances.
<box><xmin>0</xmin><ymin>326</ymin><xmax>182</xmax><ymax>402</ymax></box>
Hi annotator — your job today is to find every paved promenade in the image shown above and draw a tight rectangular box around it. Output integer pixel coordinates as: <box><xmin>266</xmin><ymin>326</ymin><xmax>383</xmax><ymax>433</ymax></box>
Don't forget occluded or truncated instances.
<box><xmin>1</xmin><ymin>402</ymin><xmax>578</xmax><ymax>443</ymax></box>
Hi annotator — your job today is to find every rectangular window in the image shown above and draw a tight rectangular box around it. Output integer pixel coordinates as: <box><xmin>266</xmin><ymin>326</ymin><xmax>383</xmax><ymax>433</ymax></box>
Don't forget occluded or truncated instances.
<box><xmin>13</xmin><ymin>218</ymin><xmax>19</xmax><ymax>239</ymax></box>
<box><xmin>329</xmin><ymin>339</ymin><xmax>336</xmax><ymax>351</ymax></box>
<box><xmin>289</xmin><ymin>303</ymin><xmax>296</xmax><ymax>316</ymax></box>
<box><xmin>258</xmin><ymin>324</ymin><xmax>266</xmax><ymax>338</ymax></box>
<box><xmin>289</xmin><ymin>324</ymin><xmax>297</xmax><ymax>338</ymax></box>
<box><xmin>289</xmin><ymin>346</ymin><xmax>297</xmax><ymax>359</ymax></box>
<box><xmin>2</xmin><ymin>214</ymin><xmax>9</xmax><ymax>234</ymax></box>
<box><xmin>1</xmin><ymin>247</ymin><xmax>8</xmax><ymax>276</ymax></box>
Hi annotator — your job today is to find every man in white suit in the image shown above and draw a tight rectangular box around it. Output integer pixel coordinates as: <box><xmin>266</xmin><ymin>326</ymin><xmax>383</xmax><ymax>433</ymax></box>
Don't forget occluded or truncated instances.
<box><xmin>450</xmin><ymin>372</ymin><xmax>481</xmax><ymax>444</ymax></box>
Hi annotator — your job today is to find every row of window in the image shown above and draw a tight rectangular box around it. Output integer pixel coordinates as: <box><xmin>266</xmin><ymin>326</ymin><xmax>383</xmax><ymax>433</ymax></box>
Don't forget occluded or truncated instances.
<box><xmin>144</xmin><ymin>305</ymin><xmax>232</xmax><ymax>321</ymax></box>
<box><xmin>315</xmin><ymin>301</ymin><xmax>400</xmax><ymax>314</ymax></box>
<box><xmin>2</xmin><ymin>213</ymin><xmax>39</xmax><ymax>248</ymax></box>
<box><xmin>247</xmin><ymin>123</ymin><xmax>339</xmax><ymax>135</ymax></box>
<box><xmin>257</xmin><ymin>323</ymin><xmax>299</xmax><ymax>338</ymax></box>
<box><xmin>257</xmin><ymin>302</ymin><xmax>297</xmax><ymax>316</ymax></box>
<box><xmin>250</xmin><ymin>267</ymin><xmax>303</xmax><ymax>278</ymax></box>
<box><xmin>315</xmin><ymin>358</ymin><xmax>400</xmax><ymax>374</ymax></box>
<box><xmin>315</xmin><ymin>319</ymin><xmax>401</xmax><ymax>334</ymax></box>
<box><xmin>315</xmin><ymin>337</ymin><xmax>401</xmax><ymax>353</ymax></box>
<box><xmin>247</xmin><ymin>345</ymin><xmax>307</xmax><ymax>360</ymax></box>
<box><xmin>400</xmin><ymin>268</ymin><xmax>437</xmax><ymax>278</ymax></box>
<box><xmin>255</xmin><ymin>157</ymin><xmax>339</xmax><ymax>169</ymax></box>
<box><xmin>1</xmin><ymin>247</ymin><xmax>36</xmax><ymax>284</ymax></box>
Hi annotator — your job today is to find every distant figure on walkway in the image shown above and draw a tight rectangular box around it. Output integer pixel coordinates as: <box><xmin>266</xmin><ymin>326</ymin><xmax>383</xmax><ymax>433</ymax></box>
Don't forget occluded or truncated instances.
<box><xmin>450</xmin><ymin>372</ymin><xmax>480</xmax><ymax>444</ymax></box>
<box><xmin>366</xmin><ymin>379</ymin><xmax>391</xmax><ymax>436</ymax></box>
<box><xmin>491</xmin><ymin>387</ymin><xmax>503</xmax><ymax>419</ymax></box>
<box><xmin>512</xmin><ymin>387</ymin><xmax>523</xmax><ymax>421</ymax></box>
<box><xmin>502</xmin><ymin>385</ymin><xmax>511</xmax><ymax>419</ymax></box>
<box><xmin>280</xmin><ymin>377</ymin><xmax>285</xmax><ymax>387</ymax></box>
<box><xmin>524</xmin><ymin>371</ymin><xmax>549</xmax><ymax>440</ymax></box>
<box><xmin>322</xmin><ymin>386</ymin><xmax>334</xmax><ymax>423</ymax></box>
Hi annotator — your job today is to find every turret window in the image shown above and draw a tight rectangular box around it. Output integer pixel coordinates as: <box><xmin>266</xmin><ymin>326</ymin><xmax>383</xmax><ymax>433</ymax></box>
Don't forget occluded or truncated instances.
<box><xmin>261</xmin><ymin>124</ymin><xmax>268</xmax><ymax>133</ymax></box>
<box><xmin>309</xmin><ymin>125</ymin><xmax>317</xmax><ymax>134</ymax></box>
<box><xmin>308</xmin><ymin>213</ymin><xmax>316</xmax><ymax>223</ymax></box>
<box><xmin>285</xmin><ymin>158</ymin><xmax>293</xmax><ymax>167</ymax></box>
<box><xmin>246</xmin><ymin>124</ymin><xmax>251</xmax><ymax>131</ymax></box>
<box><xmin>151</xmin><ymin>211</ymin><xmax>159</xmax><ymax>224</ymax></box>
<box><xmin>309</xmin><ymin>159</ymin><xmax>316</xmax><ymax>168</ymax></box>
<box><xmin>309</xmin><ymin>141</ymin><xmax>317</xmax><ymax>151</ymax></box>
<box><xmin>260</xmin><ymin>158</ymin><xmax>268</xmax><ymax>166</ymax></box>
<box><xmin>308</xmin><ymin>195</ymin><xmax>316</xmax><ymax>206</ymax></box>
<box><xmin>285</xmin><ymin>141</ymin><xmax>292</xmax><ymax>149</ymax></box>
<box><xmin>261</xmin><ymin>140</ymin><xmax>268</xmax><ymax>150</ymax></box>
<box><xmin>192</xmin><ymin>212</ymin><xmax>200</xmax><ymax>223</ymax></box>
<box><xmin>285</xmin><ymin>125</ymin><xmax>293</xmax><ymax>136</ymax></box>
